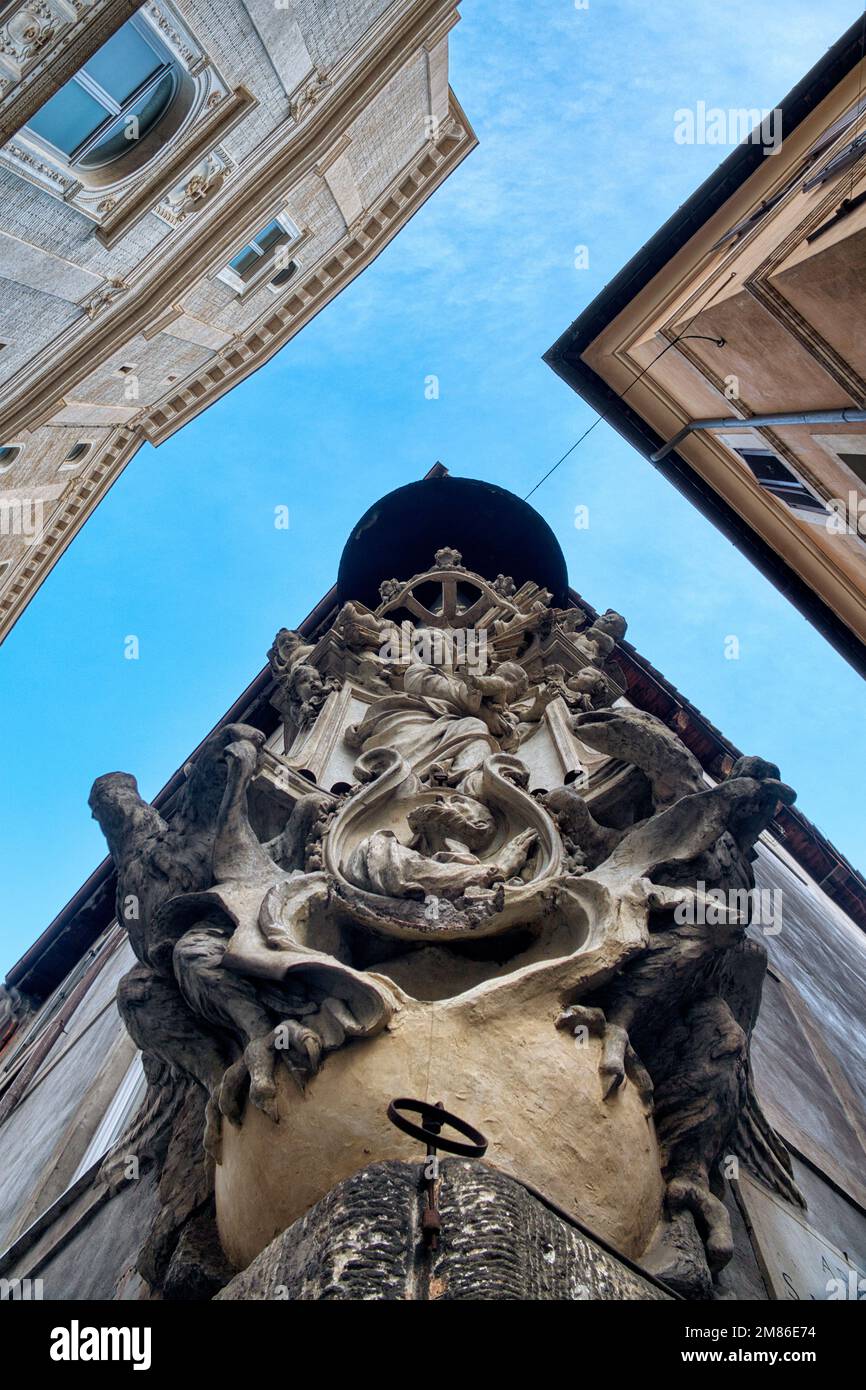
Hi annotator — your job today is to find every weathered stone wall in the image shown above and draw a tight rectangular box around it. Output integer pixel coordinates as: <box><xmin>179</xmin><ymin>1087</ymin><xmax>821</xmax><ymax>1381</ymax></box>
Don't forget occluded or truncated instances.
<box><xmin>0</xmin><ymin>932</ymin><xmax>137</xmax><ymax>1252</ymax></box>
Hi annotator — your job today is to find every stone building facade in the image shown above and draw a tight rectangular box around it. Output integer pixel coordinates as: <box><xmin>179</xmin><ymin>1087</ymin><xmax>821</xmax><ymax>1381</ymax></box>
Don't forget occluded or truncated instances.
<box><xmin>0</xmin><ymin>0</ymin><xmax>474</xmax><ymax>641</ymax></box>
<box><xmin>546</xmin><ymin>16</ymin><xmax>866</xmax><ymax>678</ymax></box>
<box><xmin>0</xmin><ymin>471</ymin><xmax>864</xmax><ymax>1302</ymax></box>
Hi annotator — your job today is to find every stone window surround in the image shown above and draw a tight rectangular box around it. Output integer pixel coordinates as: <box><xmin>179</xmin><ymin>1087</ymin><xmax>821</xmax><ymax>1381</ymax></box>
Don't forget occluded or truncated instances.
<box><xmin>215</xmin><ymin>210</ymin><xmax>308</xmax><ymax>297</ymax></box>
<box><xmin>17</xmin><ymin>12</ymin><xmax>181</xmax><ymax>178</ymax></box>
<box><xmin>0</xmin><ymin>0</ymin><xmax>239</xmax><ymax>236</ymax></box>
<box><xmin>0</xmin><ymin>0</ymin><xmax>142</xmax><ymax>144</ymax></box>
<box><xmin>60</xmin><ymin>440</ymin><xmax>94</xmax><ymax>470</ymax></box>
<box><xmin>0</xmin><ymin>443</ymin><xmax>25</xmax><ymax>472</ymax></box>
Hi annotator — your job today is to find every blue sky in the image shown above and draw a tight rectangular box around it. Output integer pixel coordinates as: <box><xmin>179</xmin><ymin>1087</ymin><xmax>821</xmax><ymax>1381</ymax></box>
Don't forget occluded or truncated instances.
<box><xmin>2</xmin><ymin>0</ymin><xmax>865</xmax><ymax>977</ymax></box>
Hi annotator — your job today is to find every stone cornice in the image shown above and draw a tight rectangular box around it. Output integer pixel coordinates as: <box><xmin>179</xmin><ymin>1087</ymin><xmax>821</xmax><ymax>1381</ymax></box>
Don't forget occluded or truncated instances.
<box><xmin>0</xmin><ymin>424</ymin><xmax>142</xmax><ymax>636</ymax></box>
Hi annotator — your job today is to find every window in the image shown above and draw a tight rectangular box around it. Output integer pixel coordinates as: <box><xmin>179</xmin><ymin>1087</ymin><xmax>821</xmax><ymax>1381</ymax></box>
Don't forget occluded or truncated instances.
<box><xmin>63</xmin><ymin>442</ymin><xmax>91</xmax><ymax>465</ymax></box>
<box><xmin>712</xmin><ymin>97</ymin><xmax>866</xmax><ymax>252</ymax></box>
<box><xmin>0</xmin><ymin>445</ymin><xmax>21</xmax><ymax>469</ymax></box>
<box><xmin>269</xmin><ymin>262</ymin><xmax>299</xmax><ymax>289</ymax></box>
<box><xmin>806</xmin><ymin>95</ymin><xmax>866</xmax><ymax>164</ymax></box>
<box><xmin>25</xmin><ymin>17</ymin><xmax>178</xmax><ymax>171</ymax></box>
<box><xmin>802</xmin><ymin>131</ymin><xmax>866</xmax><ymax>192</ymax></box>
<box><xmin>711</xmin><ymin>188</ymin><xmax>789</xmax><ymax>251</ymax></box>
<box><xmin>218</xmin><ymin>214</ymin><xmax>301</xmax><ymax>294</ymax></box>
<box><xmin>735</xmin><ymin>448</ymin><xmax>827</xmax><ymax>515</ymax></box>
<box><xmin>228</xmin><ymin>220</ymin><xmax>287</xmax><ymax>277</ymax></box>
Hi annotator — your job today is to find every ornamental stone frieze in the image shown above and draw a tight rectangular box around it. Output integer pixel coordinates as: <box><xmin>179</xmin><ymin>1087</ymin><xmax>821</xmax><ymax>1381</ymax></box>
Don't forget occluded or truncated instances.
<box><xmin>90</xmin><ymin>478</ymin><xmax>804</xmax><ymax>1300</ymax></box>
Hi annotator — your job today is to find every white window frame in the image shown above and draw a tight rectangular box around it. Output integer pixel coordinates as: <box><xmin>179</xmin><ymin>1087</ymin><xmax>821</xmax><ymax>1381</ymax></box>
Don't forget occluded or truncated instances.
<box><xmin>216</xmin><ymin>210</ymin><xmax>303</xmax><ymax>296</ymax></box>
<box><xmin>22</xmin><ymin>14</ymin><xmax>177</xmax><ymax>174</ymax></box>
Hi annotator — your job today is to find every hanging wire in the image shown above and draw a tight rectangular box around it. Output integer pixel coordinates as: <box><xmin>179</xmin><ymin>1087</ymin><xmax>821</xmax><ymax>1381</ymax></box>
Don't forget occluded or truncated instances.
<box><xmin>524</xmin><ymin>276</ymin><xmax>733</xmax><ymax>501</ymax></box>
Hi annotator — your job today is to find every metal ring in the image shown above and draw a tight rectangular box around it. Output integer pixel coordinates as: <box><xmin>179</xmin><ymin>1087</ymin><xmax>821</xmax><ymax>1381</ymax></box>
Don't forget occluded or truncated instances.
<box><xmin>386</xmin><ymin>1097</ymin><xmax>488</xmax><ymax>1158</ymax></box>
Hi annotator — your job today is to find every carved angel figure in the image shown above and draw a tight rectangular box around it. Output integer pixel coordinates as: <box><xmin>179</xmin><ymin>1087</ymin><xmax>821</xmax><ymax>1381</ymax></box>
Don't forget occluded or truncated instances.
<box><xmin>268</xmin><ymin>627</ymin><xmax>337</xmax><ymax>745</ymax></box>
<box><xmin>574</xmin><ymin>609</ymin><xmax>627</xmax><ymax>664</ymax></box>
<box><xmin>344</xmin><ymin>658</ymin><xmax>534</xmax><ymax>782</ymax></box>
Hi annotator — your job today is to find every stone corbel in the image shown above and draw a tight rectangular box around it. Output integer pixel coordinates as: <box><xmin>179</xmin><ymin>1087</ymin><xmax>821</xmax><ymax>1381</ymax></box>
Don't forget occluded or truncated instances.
<box><xmin>283</xmin><ymin>681</ymin><xmax>359</xmax><ymax>788</ymax></box>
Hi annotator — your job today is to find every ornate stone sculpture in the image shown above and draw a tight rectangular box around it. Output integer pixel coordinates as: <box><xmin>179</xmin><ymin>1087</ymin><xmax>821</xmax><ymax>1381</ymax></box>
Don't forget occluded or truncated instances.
<box><xmin>92</xmin><ymin>549</ymin><xmax>802</xmax><ymax>1298</ymax></box>
<box><xmin>268</xmin><ymin>626</ymin><xmax>339</xmax><ymax>751</ymax></box>
<box><xmin>0</xmin><ymin>984</ymin><xmax>32</xmax><ymax>1045</ymax></box>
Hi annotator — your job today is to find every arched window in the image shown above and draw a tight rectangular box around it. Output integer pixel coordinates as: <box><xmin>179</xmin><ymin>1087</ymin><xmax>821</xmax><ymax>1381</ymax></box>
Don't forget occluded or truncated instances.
<box><xmin>63</xmin><ymin>442</ymin><xmax>91</xmax><ymax>465</ymax></box>
<box><xmin>270</xmin><ymin>261</ymin><xmax>299</xmax><ymax>289</ymax></box>
<box><xmin>0</xmin><ymin>445</ymin><xmax>21</xmax><ymax>471</ymax></box>
<box><xmin>25</xmin><ymin>17</ymin><xmax>179</xmax><ymax>174</ymax></box>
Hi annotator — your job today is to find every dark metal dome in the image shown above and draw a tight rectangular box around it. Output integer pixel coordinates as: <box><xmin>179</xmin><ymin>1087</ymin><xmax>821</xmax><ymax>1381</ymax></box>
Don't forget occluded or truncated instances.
<box><xmin>337</xmin><ymin>475</ymin><xmax>568</xmax><ymax>610</ymax></box>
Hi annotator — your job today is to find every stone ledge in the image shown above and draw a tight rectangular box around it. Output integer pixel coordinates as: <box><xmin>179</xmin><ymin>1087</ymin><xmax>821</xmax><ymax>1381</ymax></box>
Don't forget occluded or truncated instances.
<box><xmin>216</xmin><ymin>1160</ymin><xmax>671</xmax><ymax>1301</ymax></box>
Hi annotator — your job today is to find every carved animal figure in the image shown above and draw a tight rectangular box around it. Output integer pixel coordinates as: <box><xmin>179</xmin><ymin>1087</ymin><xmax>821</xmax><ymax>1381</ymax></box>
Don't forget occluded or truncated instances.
<box><xmin>345</xmin><ymin>791</ymin><xmax>537</xmax><ymax>901</ymax></box>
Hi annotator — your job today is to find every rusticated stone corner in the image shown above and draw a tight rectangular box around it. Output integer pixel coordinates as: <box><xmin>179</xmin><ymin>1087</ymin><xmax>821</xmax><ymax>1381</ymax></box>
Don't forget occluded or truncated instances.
<box><xmin>215</xmin><ymin>1160</ymin><xmax>671</xmax><ymax>1301</ymax></box>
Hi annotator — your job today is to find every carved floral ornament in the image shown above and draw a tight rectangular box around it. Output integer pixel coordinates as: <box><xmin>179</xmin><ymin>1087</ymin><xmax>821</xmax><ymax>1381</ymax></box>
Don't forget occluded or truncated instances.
<box><xmin>0</xmin><ymin>2</ymin><xmax>57</xmax><ymax>70</ymax></box>
<box><xmin>289</xmin><ymin>68</ymin><xmax>331</xmax><ymax>123</ymax></box>
<box><xmin>81</xmin><ymin>275</ymin><xmax>128</xmax><ymax>320</ymax></box>
<box><xmin>91</xmin><ymin>550</ymin><xmax>803</xmax><ymax>1296</ymax></box>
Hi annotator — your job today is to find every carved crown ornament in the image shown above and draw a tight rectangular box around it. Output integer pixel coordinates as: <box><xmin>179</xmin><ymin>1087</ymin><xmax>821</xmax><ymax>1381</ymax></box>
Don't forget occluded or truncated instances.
<box><xmin>153</xmin><ymin>145</ymin><xmax>236</xmax><ymax>228</ymax></box>
<box><xmin>90</xmin><ymin>550</ymin><xmax>803</xmax><ymax>1294</ymax></box>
